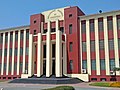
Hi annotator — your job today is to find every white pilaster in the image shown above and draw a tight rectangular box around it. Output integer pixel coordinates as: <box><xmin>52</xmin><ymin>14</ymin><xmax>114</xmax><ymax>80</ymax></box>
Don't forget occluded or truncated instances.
<box><xmin>11</xmin><ymin>31</ymin><xmax>15</xmax><ymax>75</ymax></box>
<box><xmin>28</xmin><ymin>34</ymin><xmax>33</xmax><ymax>77</ymax></box>
<box><xmin>113</xmin><ymin>15</ymin><xmax>119</xmax><ymax>75</ymax></box>
<box><xmin>6</xmin><ymin>32</ymin><xmax>10</xmax><ymax>75</ymax></box>
<box><xmin>95</xmin><ymin>19</ymin><xmax>100</xmax><ymax>75</ymax></box>
<box><xmin>22</xmin><ymin>30</ymin><xmax>26</xmax><ymax>74</ymax></box>
<box><xmin>86</xmin><ymin>20</ymin><xmax>91</xmax><ymax>75</ymax></box>
<box><xmin>56</xmin><ymin>20</ymin><xmax>62</xmax><ymax>77</ymax></box>
<box><xmin>46</xmin><ymin>21</ymin><xmax>52</xmax><ymax>77</ymax></box>
<box><xmin>103</xmin><ymin>17</ymin><xmax>110</xmax><ymax>75</ymax></box>
<box><xmin>37</xmin><ymin>33</ymin><xmax>43</xmax><ymax>77</ymax></box>
<box><xmin>1</xmin><ymin>33</ymin><xmax>5</xmax><ymax>75</ymax></box>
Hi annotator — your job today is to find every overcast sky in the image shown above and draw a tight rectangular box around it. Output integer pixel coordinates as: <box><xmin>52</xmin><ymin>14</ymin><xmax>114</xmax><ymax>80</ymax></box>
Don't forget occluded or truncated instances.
<box><xmin>0</xmin><ymin>0</ymin><xmax>120</xmax><ymax>29</ymax></box>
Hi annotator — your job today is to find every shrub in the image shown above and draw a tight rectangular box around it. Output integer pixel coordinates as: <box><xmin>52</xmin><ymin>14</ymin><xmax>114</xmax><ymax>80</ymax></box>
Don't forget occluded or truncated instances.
<box><xmin>110</xmin><ymin>82</ymin><xmax>120</xmax><ymax>87</ymax></box>
<box><xmin>43</xmin><ymin>86</ymin><xmax>75</xmax><ymax>90</ymax></box>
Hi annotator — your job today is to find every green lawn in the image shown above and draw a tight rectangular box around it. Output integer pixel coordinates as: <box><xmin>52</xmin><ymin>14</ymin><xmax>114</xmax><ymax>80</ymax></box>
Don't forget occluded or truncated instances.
<box><xmin>89</xmin><ymin>82</ymin><xmax>110</xmax><ymax>87</ymax></box>
<box><xmin>42</xmin><ymin>86</ymin><xmax>75</xmax><ymax>90</ymax></box>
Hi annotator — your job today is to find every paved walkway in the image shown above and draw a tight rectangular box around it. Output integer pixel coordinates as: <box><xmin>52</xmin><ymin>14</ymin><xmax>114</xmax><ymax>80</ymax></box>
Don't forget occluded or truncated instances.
<box><xmin>0</xmin><ymin>81</ymin><xmax>119</xmax><ymax>90</ymax></box>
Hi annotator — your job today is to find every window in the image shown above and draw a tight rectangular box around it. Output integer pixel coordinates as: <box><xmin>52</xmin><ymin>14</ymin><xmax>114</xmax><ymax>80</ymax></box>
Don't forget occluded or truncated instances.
<box><xmin>82</xmin><ymin>42</ymin><xmax>86</xmax><ymax>52</ymax></box>
<box><xmin>4</xmin><ymin>48</ymin><xmax>7</xmax><ymax>56</ymax></box>
<box><xmin>4</xmin><ymin>63</ymin><xmax>6</xmax><ymax>71</ymax></box>
<box><xmin>0</xmin><ymin>63</ymin><xmax>1</xmax><ymax>73</ymax></box>
<box><xmin>14</xmin><ymin>48</ymin><xmax>17</xmax><ymax>56</ymax></box>
<box><xmin>10</xmin><ymin>34</ymin><xmax>13</xmax><ymax>41</ymax></box>
<box><xmin>20</xmin><ymin>62</ymin><xmax>23</xmax><ymax>73</ymax></box>
<box><xmin>69</xmin><ymin>14</ymin><xmax>72</xmax><ymax>17</ymax></box>
<box><xmin>89</xmin><ymin>20</ymin><xmax>94</xmax><ymax>32</ymax></box>
<box><xmin>0</xmin><ymin>49</ymin><xmax>2</xmax><ymax>56</ymax></box>
<box><xmin>25</xmin><ymin>63</ymin><xmax>28</xmax><ymax>71</ymax></box>
<box><xmin>26</xmin><ymin>31</ymin><xmax>29</xmax><ymax>39</ymax></box>
<box><xmin>15</xmin><ymin>33</ymin><xmax>18</xmax><ymax>41</ymax></box>
<box><xmin>117</xmin><ymin>18</ymin><xmax>120</xmax><ymax>30</ymax></box>
<box><xmin>9</xmin><ymin>63</ymin><xmax>12</xmax><ymax>73</ymax></box>
<box><xmin>34</xmin><ymin>20</ymin><xmax>36</xmax><ymax>24</ymax></box>
<box><xmin>34</xmin><ymin>30</ymin><xmax>37</xmax><ymax>35</ymax></box>
<box><xmin>69</xmin><ymin>42</ymin><xmax>73</xmax><ymax>52</ymax></box>
<box><xmin>98</xmin><ymin>20</ymin><xmax>104</xmax><ymax>31</ymax></box>
<box><xmin>26</xmin><ymin>47</ymin><xmax>29</xmax><ymax>55</ymax></box>
<box><xmin>118</xmin><ymin>39</ymin><xmax>120</xmax><ymax>49</ymax></box>
<box><xmin>100</xmin><ymin>59</ymin><xmax>105</xmax><ymax>70</ymax></box>
<box><xmin>91</xmin><ymin>60</ymin><xmax>96</xmax><ymax>70</ymax></box>
<box><xmin>108</xmin><ymin>39</ymin><xmax>114</xmax><ymax>50</ymax></box>
<box><xmin>82</xmin><ymin>60</ymin><xmax>87</xmax><ymax>69</ymax></box>
<box><xmin>20</xmin><ymin>32</ymin><xmax>24</xmax><ymax>40</ymax></box>
<box><xmin>51</xmin><ymin>28</ymin><xmax>56</xmax><ymax>32</ymax></box>
<box><xmin>14</xmin><ymin>62</ymin><xmax>17</xmax><ymax>72</ymax></box>
<box><xmin>9</xmin><ymin>48</ymin><xmax>12</xmax><ymax>56</ymax></box>
<box><xmin>109</xmin><ymin>59</ymin><xmax>115</xmax><ymax>70</ymax></box>
<box><xmin>99</xmin><ymin>40</ymin><xmax>104</xmax><ymax>50</ymax></box>
<box><xmin>0</xmin><ymin>34</ymin><xmax>3</xmax><ymax>43</ymax></box>
<box><xmin>70</xmin><ymin>60</ymin><xmax>73</xmax><ymax>71</ymax></box>
<box><xmin>5</xmin><ymin>34</ymin><xmax>8</xmax><ymax>43</ymax></box>
<box><xmin>43</xmin><ymin>29</ymin><xmax>47</xmax><ymax>33</ymax></box>
<box><xmin>20</xmin><ymin>48</ymin><xmax>23</xmax><ymax>56</ymax></box>
<box><xmin>43</xmin><ymin>45</ymin><xmax>46</xmax><ymax>58</ymax></box>
<box><xmin>60</xmin><ymin>27</ymin><xmax>64</xmax><ymax>33</ymax></box>
<box><xmin>81</xmin><ymin>21</ymin><xmax>86</xmax><ymax>33</ymax></box>
<box><xmin>69</xmin><ymin>24</ymin><xmax>72</xmax><ymax>34</ymax></box>
<box><xmin>90</xmin><ymin>41</ymin><xmax>95</xmax><ymax>51</ymax></box>
<box><xmin>107</xmin><ymin>17</ymin><xmax>113</xmax><ymax>30</ymax></box>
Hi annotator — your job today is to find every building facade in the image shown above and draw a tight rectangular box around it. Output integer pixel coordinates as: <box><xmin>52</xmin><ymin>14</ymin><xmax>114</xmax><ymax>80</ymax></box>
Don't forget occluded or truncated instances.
<box><xmin>0</xmin><ymin>6</ymin><xmax>120</xmax><ymax>82</ymax></box>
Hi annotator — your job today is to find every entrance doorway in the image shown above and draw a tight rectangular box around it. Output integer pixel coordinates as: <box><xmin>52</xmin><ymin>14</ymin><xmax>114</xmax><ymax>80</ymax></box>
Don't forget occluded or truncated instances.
<box><xmin>43</xmin><ymin>60</ymin><xmax>46</xmax><ymax>75</ymax></box>
<box><xmin>52</xmin><ymin>60</ymin><xmax>55</xmax><ymax>75</ymax></box>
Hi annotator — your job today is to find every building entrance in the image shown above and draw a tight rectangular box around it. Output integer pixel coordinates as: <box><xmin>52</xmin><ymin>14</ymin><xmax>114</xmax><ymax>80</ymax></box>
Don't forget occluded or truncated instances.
<box><xmin>52</xmin><ymin>60</ymin><xmax>55</xmax><ymax>75</ymax></box>
<box><xmin>43</xmin><ymin>60</ymin><xmax>46</xmax><ymax>75</ymax></box>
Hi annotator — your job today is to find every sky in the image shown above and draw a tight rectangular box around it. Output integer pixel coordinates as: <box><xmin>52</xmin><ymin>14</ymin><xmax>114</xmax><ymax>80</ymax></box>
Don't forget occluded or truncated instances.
<box><xmin>0</xmin><ymin>0</ymin><xmax>120</xmax><ymax>29</ymax></box>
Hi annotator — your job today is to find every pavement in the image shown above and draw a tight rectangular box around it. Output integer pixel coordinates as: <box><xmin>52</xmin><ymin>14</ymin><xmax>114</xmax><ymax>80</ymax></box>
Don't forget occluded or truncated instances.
<box><xmin>0</xmin><ymin>81</ymin><xmax>120</xmax><ymax>90</ymax></box>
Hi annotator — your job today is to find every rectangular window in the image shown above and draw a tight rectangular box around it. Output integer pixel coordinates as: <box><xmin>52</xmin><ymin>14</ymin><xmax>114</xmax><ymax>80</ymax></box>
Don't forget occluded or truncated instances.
<box><xmin>26</xmin><ymin>47</ymin><xmax>29</xmax><ymax>55</ymax></box>
<box><xmin>5</xmin><ymin>34</ymin><xmax>8</xmax><ymax>43</ymax></box>
<box><xmin>34</xmin><ymin>30</ymin><xmax>37</xmax><ymax>35</ymax></box>
<box><xmin>14</xmin><ymin>62</ymin><xmax>17</xmax><ymax>72</ymax></box>
<box><xmin>20</xmin><ymin>62</ymin><xmax>23</xmax><ymax>73</ymax></box>
<box><xmin>107</xmin><ymin>17</ymin><xmax>113</xmax><ymax>30</ymax></box>
<box><xmin>43</xmin><ymin>45</ymin><xmax>46</xmax><ymax>58</ymax></box>
<box><xmin>51</xmin><ymin>28</ymin><xmax>56</xmax><ymax>32</ymax></box>
<box><xmin>15</xmin><ymin>33</ymin><xmax>18</xmax><ymax>41</ymax></box>
<box><xmin>43</xmin><ymin>29</ymin><xmax>47</xmax><ymax>34</ymax></box>
<box><xmin>9</xmin><ymin>48</ymin><xmax>12</xmax><ymax>56</ymax></box>
<box><xmin>4</xmin><ymin>48</ymin><xmax>7</xmax><ymax>56</ymax></box>
<box><xmin>4</xmin><ymin>63</ymin><xmax>6</xmax><ymax>71</ymax></box>
<box><xmin>99</xmin><ymin>40</ymin><xmax>104</xmax><ymax>50</ymax></box>
<box><xmin>89</xmin><ymin>20</ymin><xmax>94</xmax><ymax>32</ymax></box>
<box><xmin>108</xmin><ymin>39</ymin><xmax>114</xmax><ymax>50</ymax></box>
<box><xmin>90</xmin><ymin>41</ymin><xmax>95</xmax><ymax>51</ymax></box>
<box><xmin>91</xmin><ymin>60</ymin><xmax>96</xmax><ymax>70</ymax></box>
<box><xmin>60</xmin><ymin>27</ymin><xmax>64</xmax><ymax>33</ymax></box>
<box><xmin>0</xmin><ymin>63</ymin><xmax>1</xmax><ymax>73</ymax></box>
<box><xmin>0</xmin><ymin>34</ymin><xmax>3</xmax><ymax>43</ymax></box>
<box><xmin>82</xmin><ymin>60</ymin><xmax>87</xmax><ymax>69</ymax></box>
<box><xmin>100</xmin><ymin>59</ymin><xmax>105</xmax><ymax>70</ymax></box>
<box><xmin>81</xmin><ymin>21</ymin><xmax>86</xmax><ymax>33</ymax></box>
<box><xmin>98</xmin><ymin>19</ymin><xmax>104</xmax><ymax>31</ymax></box>
<box><xmin>20</xmin><ymin>32</ymin><xmax>24</xmax><ymax>40</ymax></box>
<box><xmin>26</xmin><ymin>31</ymin><xmax>29</xmax><ymax>39</ymax></box>
<box><xmin>70</xmin><ymin>60</ymin><xmax>73</xmax><ymax>71</ymax></box>
<box><xmin>117</xmin><ymin>17</ymin><xmax>120</xmax><ymax>30</ymax></box>
<box><xmin>15</xmin><ymin>48</ymin><xmax>17</xmax><ymax>56</ymax></box>
<box><xmin>0</xmin><ymin>49</ymin><xmax>2</xmax><ymax>56</ymax></box>
<box><xmin>9</xmin><ymin>63</ymin><xmax>12</xmax><ymax>73</ymax></box>
<box><xmin>118</xmin><ymin>39</ymin><xmax>120</xmax><ymax>49</ymax></box>
<box><xmin>69</xmin><ymin>42</ymin><xmax>73</xmax><ymax>52</ymax></box>
<box><xmin>20</xmin><ymin>48</ymin><xmax>23</xmax><ymax>56</ymax></box>
<box><xmin>10</xmin><ymin>34</ymin><xmax>13</xmax><ymax>41</ymax></box>
<box><xmin>69</xmin><ymin>24</ymin><xmax>72</xmax><ymax>34</ymax></box>
<box><xmin>25</xmin><ymin>63</ymin><xmax>28</xmax><ymax>71</ymax></box>
<box><xmin>82</xmin><ymin>42</ymin><xmax>86</xmax><ymax>52</ymax></box>
<box><xmin>109</xmin><ymin>59</ymin><xmax>115</xmax><ymax>70</ymax></box>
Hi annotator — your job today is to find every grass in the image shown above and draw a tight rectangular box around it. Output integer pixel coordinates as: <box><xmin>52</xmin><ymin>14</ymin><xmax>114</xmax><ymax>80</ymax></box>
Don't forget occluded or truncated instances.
<box><xmin>42</xmin><ymin>86</ymin><xmax>75</xmax><ymax>90</ymax></box>
<box><xmin>89</xmin><ymin>82</ymin><xmax>120</xmax><ymax>88</ymax></box>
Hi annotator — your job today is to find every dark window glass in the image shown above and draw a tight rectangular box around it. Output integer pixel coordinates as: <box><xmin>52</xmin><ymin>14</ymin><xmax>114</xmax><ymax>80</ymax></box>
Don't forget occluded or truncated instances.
<box><xmin>4</xmin><ymin>48</ymin><xmax>7</xmax><ymax>56</ymax></box>
<box><xmin>69</xmin><ymin>24</ymin><xmax>72</xmax><ymax>34</ymax></box>
<box><xmin>20</xmin><ymin>62</ymin><xmax>23</xmax><ymax>73</ymax></box>
<box><xmin>82</xmin><ymin>42</ymin><xmax>86</xmax><ymax>52</ymax></box>
<box><xmin>117</xmin><ymin>18</ymin><xmax>120</xmax><ymax>30</ymax></box>
<box><xmin>14</xmin><ymin>62</ymin><xmax>17</xmax><ymax>72</ymax></box>
<box><xmin>69</xmin><ymin>42</ymin><xmax>73</xmax><ymax>52</ymax></box>
<box><xmin>99</xmin><ymin>40</ymin><xmax>104</xmax><ymax>50</ymax></box>
<box><xmin>98</xmin><ymin>20</ymin><xmax>104</xmax><ymax>31</ymax></box>
<box><xmin>108</xmin><ymin>39</ymin><xmax>114</xmax><ymax>50</ymax></box>
<box><xmin>0</xmin><ymin>49</ymin><xmax>2</xmax><ymax>56</ymax></box>
<box><xmin>15</xmin><ymin>48</ymin><xmax>17</xmax><ymax>56</ymax></box>
<box><xmin>25</xmin><ymin>63</ymin><xmax>28</xmax><ymax>72</ymax></box>
<box><xmin>60</xmin><ymin>27</ymin><xmax>64</xmax><ymax>33</ymax></box>
<box><xmin>118</xmin><ymin>39</ymin><xmax>120</xmax><ymax>49</ymax></box>
<box><xmin>91</xmin><ymin>60</ymin><xmax>96</xmax><ymax>70</ymax></box>
<box><xmin>43</xmin><ymin>29</ymin><xmax>47</xmax><ymax>33</ymax></box>
<box><xmin>100</xmin><ymin>59</ymin><xmax>105</xmax><ymax>70</ymax></box>
<box><xmin>10</xmin><ymin>34</ymin><xmax>13</xmax><ymax>41</ymax></box>
<box><xmin>20</xmin><ymin>32</ymin><xmax>24</xmax><ymax>40</ymax></box>
<box><xmin>4</xmin><ymin>63</ymin><xmax>6</xmax><ymax>71</ymax></box>
<box><xmin>51</xmin><ymin>28</ymin><xmax>56</xmax><ymax>32</ymax></box>
<box><xmin>52</xmin><ymin>44</ymin><xmax>55</xmax><ymax>58</ymax></box>
<box><xmin>109</xmin><ymin>59</ymin><xmax>115</xmax><ymax>70</ymax></box>
<box><xmin>34</xmin><ymin>20</ymin><xmax>36</xmax><ymax>24</ymax></box>
<box><xmin>26</xmin><ymin>47</ymin><xmax>29</xmax><ymax>55</ymax></box>
<box><xmin>90</xmin><ymin>41</ymin><xmax>95</xmax><ymax>51</ymax></box>
<box><xmin>107</xmin><ymin>18</ymin><xmax>113</xmax><ymax>30</ymax></box>
<box><xmin>15</xmin><ymin>33</ymin><xmax>18</xmax><ymax>41</ymax></box>
<box><xmin>81</xmin><ymin>22</ymin><xmax>86</xmax><ymax>33</ymax></box>
<box><xmin>26</xmin><ymin>31</ymin><xmax>29</xmax><ymax>39</ymax></box>
<box><xmin>20</xmin><ymin>48</ymin><xmax>23</xmax><ymax>56</ymax></box>
<box><xmin>69</xmin><ymin>14</ymin><xmax>72</xmax><ymax>17</ymax></box>
<box><xmin>82</xmin><ymin>60</ymin><xmax>87</xmax><ymax>69</ymax></box>
<box><xmin>90</xmin><ymin>20</ymin><xmax>94</xmax><ymax>32</ymax></box>
<box><xmin>9</xmin><ymin>63</ymin><xmax>12</xmax><ymax>73</ymax></box>
<box><xmin>70</xmin><ymin>60</ymin><xmax>73</xmax><ymax>71</ymax></box>
<box><xmin>0</xmin><ymin>63</ymin><xmax>1</xmax><ymax>73</ymax></box>
<box><xmin>0</xmin><ymin>35</ymin><xmax>3</xmax><ymax>43</ymax></box>
<box><xmin>43</xmin><ymin>45</ymin><xmax>46</xmax><ymax>58</ymax></box>
<box><xmin>5</xmin><ymin>34</ymin><xmax>8</xmax><ymax>43</ymax></box>
<box><xmin>34</xmin><ymin>30</ymin><xmax>37</xmax><ymax>35</ymax></box>
<box><xmin>9</xmin><ymin>48</ymin><xmax>12</xmax><ymax>56</ymax></box>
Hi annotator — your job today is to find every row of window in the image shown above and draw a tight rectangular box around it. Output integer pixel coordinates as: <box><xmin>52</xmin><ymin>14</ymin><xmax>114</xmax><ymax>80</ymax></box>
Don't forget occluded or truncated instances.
<box><xmin>82</xmin><ymin>39</ymin><xmax>115</xmax><ymax>52</ymax></box>
<box><xmin>81</xmin><ymin>16</ymin><xmax>120</xmax><ymax>33</ymax></box>
<box><xmin>0</xmin><ymin>47</ymin><xmax>29</xmax><ymax>57</ymax></box>
<box><xmin>0</xmin><ymin>31</ymin><xmax>29</xmax><ymax>44</ymax></box>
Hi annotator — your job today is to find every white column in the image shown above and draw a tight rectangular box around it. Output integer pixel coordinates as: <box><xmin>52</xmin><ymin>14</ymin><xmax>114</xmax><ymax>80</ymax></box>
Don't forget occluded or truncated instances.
<box><xmin>22</xmin><ymin>30</ymin><xmax>26</xmax><ymax>74</ymax></box>
<box><xmin>63</xmin><ymin>35</ymin><xmax>67</xmax><ymax>75</ymax></box>
<box><xmin>113</xmin><ymin>15</ymin><xmax>119</xmax><ymax>75</ymax></box>
<box><xmin>56</xmin><ymin>20</ymin><xmax>62</xmax><ymax>77</ymax></box>
<box><xmin>46</xmin><ymin>21</ymin><xmax>52</xmax><ymax>77</ymax></box>
<box><xmin>11</xmin><ymin>31</ymin><xmax>15</xmax><ymax>75</ymax></box>
<box><xmin>86</xmin><ymin>20</ymin><xmax>91</xmax><ymax>75</ymax></box>
<box><xmin>37</xmin><ymin>33</ymin><xmax>43</xmax><ymax>77</ymax></box>
<box><xmin>1</xmin><ymin>33</ymin><xmax>5</xmax><ymax>75</ymax></box>
<box><xmin>103</xmin><ymin>17</ymin><xmax>110</xmax><ymax>75</ymax></box>
<box><xmin>95</xmin><ymin>19</ymin><xmax>100</xmax><ymax>75</ymax></box>
<box><xmin>6</xmin><ymin>32</ymin><xmax>10</xmax><ymax>75</ymax></box>
<box><xmin>28</xmin><ymin>34</ymin><xmax>33</xmax><ymax>77</ymax></box>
